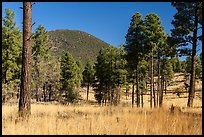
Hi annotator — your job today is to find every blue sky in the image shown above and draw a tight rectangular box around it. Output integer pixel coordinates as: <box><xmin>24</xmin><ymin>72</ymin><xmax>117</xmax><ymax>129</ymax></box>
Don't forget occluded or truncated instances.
<box><xmin>2</xmin><ymin>2</ymin><xmax>202</xmax><ymax>60</ymax></box>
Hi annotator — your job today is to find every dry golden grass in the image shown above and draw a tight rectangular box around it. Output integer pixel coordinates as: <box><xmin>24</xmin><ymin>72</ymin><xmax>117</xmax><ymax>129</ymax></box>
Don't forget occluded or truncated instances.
<box><xmin>2</xmin><ymin>73</ymin><xmax>202</xmax><ymax>135</ymax></box>
<box><xmin>2</xmin><ymin>102</ymin><xmax>202</xmax><ymax>135</ymax></box>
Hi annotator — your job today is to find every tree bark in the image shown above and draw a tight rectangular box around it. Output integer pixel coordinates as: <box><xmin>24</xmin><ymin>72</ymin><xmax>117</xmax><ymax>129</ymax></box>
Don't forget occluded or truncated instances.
<box><xmin>187</xmin><ymin>3</ymin><xmax>198</xmax><ymax>108</ymax></box>
<box><xmin>159</xmin><ymin>74</ymin><xmax>164</xmax><ymax>107</ymax></box>
<box><xmin>150</xmin><ymin>50</ymin><xmax>153</xmax><ymax>108</ymax></box>
<box><xmin>36</xmin><ymin>84</ymin><xmax>39</xmax><ymax>102</ymax></box>
<box><xmin>48</xmin><ymin>84</ymin><xmax>52</xmax><ymax>101</ymax></box>
<box><xmin>136</xmin><ymin>65</ymin><xmax>140</xmax><ymax>107</ymax></box>
<box><xmin>165</xmin><ymin>79</ymin><xmax>167</xmax><ymax>95</ymax></box>
<box><xmin>153</xmin><ymin>79</ymin><xmax>156</xmax><ymax>107</ymax></box>
<box><xmin>49</xmin><ymin>91</ymin><xmax>52</xmax><ymax>101</ymax></box>
<box><xmin>19</xmin><ymin>2</ymin><xmax>32</xmax><ymax>118</ymax></box>
<box><xmin>157</xmin><ymin>55</ymin><xmax>161</xmax><ymax>107</ymax></box>
<box><xmin>132</xmin><ymin>81</ymin><xmax>135</xmax><ymax>108</ymax></box>
<box><xmin>141</xmin><ymin>89</ymin><xmax>144</xmax><ymax>108</ymax></box>
<box><xmin>87</xmin><ymin>83</ymin><xmax>90</xmax><ymax>101</ymax></box>
<box><xmin>35</xmin><ymin>61</ymin><xmax>40</xmax><ymax>102</ymax></box>
<box><xmin>43</xmin><ymin>83</ymin><xmax>47</xmax><ymax>102</ymax></box>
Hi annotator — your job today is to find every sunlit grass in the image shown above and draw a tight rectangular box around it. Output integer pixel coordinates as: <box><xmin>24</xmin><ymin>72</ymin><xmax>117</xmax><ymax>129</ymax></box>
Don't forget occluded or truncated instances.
<box><xmin>2</xmin><ymin>73</ymin><xmax>202</xmax><ymax>135</ymax></box>
<box><xmin>2</xmin><ymin>103</ymin><xmax>202</xmax><ymax>135</ymax></box>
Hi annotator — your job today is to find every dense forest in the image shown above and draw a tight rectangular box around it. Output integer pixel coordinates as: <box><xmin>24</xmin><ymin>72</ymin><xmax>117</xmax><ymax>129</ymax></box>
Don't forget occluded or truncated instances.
<box><xmin>2</xmin><ymin>2</ymin><xmax>202</xmax><ymax>116</ymax></box>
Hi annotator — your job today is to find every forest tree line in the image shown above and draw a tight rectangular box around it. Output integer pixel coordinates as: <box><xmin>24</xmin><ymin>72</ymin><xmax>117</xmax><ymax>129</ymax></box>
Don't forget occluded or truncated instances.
<box><xmin>2</xmin><ymin>2</ymin><xmax>202</xmax><ymax>109</ymax></box>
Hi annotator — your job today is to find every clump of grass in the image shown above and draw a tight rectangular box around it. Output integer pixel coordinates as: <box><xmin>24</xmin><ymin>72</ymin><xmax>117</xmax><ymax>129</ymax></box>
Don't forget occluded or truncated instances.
<box><xmin>2</xmin><ymin>103</ymin><xmax>202</xmax><ymax>135</ymax></box>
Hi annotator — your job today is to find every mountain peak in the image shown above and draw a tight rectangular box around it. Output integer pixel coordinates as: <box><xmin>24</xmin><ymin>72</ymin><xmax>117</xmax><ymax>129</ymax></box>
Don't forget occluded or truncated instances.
<box><xmin>48</xmin><ymin>29</ymin><xmax>110</xmax><ymax>65</ymax></box>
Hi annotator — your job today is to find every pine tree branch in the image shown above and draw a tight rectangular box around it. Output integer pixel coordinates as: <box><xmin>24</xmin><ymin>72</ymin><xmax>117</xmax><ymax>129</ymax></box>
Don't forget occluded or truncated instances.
<box><xmin>32</xmin><ymin>22</ymin><xmax>36</xmax><ymax>27</ymax></box>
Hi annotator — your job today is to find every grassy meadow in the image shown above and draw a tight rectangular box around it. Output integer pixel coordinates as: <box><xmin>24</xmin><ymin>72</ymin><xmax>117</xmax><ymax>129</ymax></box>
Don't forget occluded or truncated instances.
<box><xmin>2</xmin><ymin>73</ymin><xmax>202</xmax><ymax>135</ymax></box>
<box><xmin>2</xmin><ymin>97</ymin><xmax>202</xmax><ymax>135</ymax></box>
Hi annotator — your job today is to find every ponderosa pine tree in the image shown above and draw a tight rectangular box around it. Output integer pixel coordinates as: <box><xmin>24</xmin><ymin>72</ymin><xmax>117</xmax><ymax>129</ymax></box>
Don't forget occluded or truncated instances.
<box><xmin>111</xmin><ymin>46</ymin><xmax>127</xmax><ymax>105</ymax></box>
<box><xmin>144</xmin><ymin>13</ymin><xmax>165</xmax><ymax>108</ymax></box>
<box><xmin>124</xmin><ymin>12</ymin><xmax>144</xmax><ymax>107</ymax></box>
<box><xmin>94</xmin><ymin>47</ymin><xmax>127</xmax><ymax>105</ymax></box>
<box><xmin>156</xmin><ymin>33</ymin><xmax>169</xmax><ymax>107</ymax></box>
<box><xmin>2</xmin><ymin>8</ymin><xmax>22</xmax><ymax>87</ymax></box>
<box><xmin>19</xmin><ymin>2</ymin><xmax>32</xmax><ymax>117</ymax></box>
<box><xmin>171</xmin><ymin>2</ymin><xmax>202</xmax><ymax>107</ymax></box>
<box><xmin>60</xmin><ymin>51</ymin><xmax>79</xmax><ymax>102</ymax></box>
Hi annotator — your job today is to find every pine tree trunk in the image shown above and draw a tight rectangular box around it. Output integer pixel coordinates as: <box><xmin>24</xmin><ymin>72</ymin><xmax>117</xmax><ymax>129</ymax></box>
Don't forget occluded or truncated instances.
<box><xmin>126</xmin><ymin>88</ymin><xmax>128</xmax><ymax>100</ymax></box>
<box><xmin>19</xmin><ymin>2</ymin><xmax>32</xmax><ymax>118</ymax></box>
<box><xmin>187</xmin><ymin>3</ymin><xmax>198</xmax><ymax>108</ymax></box>
<box><xmin>150</xmin><ymin>53</ymin><xmax>153</xmax><ymax>108</ymax></box>
<box><xmin>159</xmin><ymin>74</ymin><xmax>164</xmax><ymax>107</ymax></box>
<box><xmin>136</xmin><ymin>65</ymin><xmax>140</xmax><ymax>107</ymax></box>
<box><xmin>35</xmin><ymin>62</ymin><xmax>40</xmax><ymax>102</ymax></box>
<box><xmin>164</xmin><ymin>78</ymin><xmax>167</xmax><ymax>94</ymax></box>
<box><xmin>156</xmin><ymin>87</ymin><xmax>159</xmax><ymax>106</ymax></box>
<box><xmin>153</xmin><ymin>79</ymin><xmax>156</xmax><ymax>107</ymax></box>
<box><xmin>87</xmin><ymin>83</ymin><xmax>89</xmax><ymax>101</ymax></box>
<box><xmin>159</xmin><ymin>74</ymin><xmax>163</xmax><ymax>107</ymax></box>
<box><xmin>158</xmin><ymin>55</ymin><xmax>161</xmax><ymax>107</ymax></box>
<box><xmin>132</xmin><ymin>81</ymin><xmax>135</xmax><ymax>108</ymax></box>
<box><xmin>153</xmin><ymin>56</ymin><xmax>156</xmax><ymax>107</ymax></box>
<box><xmin>141</xmin><ymin>89</ymin><xmax>144</xmax><ymax>108</ymax></box>
<box><xmin>44</xmin><ymin>88</ymin><xmax>47</xmax><ymax>102</ymax></box>
<box><xmin>36</xmin><ymin>84</ymin><xmax>39</xmax><ymax>102</ymax></box>
<box><xmin>165</xmin><ymin>79</ymin><xmax>167</xmax><ymax>95</ymax></box>
<box><xmin>49</xmin><ymin>90</ymin><xmax>52</xmax><ymax>101</ymax></box>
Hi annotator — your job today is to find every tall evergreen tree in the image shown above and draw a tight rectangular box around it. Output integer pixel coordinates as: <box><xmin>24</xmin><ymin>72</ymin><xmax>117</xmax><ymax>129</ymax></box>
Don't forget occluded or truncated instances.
<box><xmin>124</xmin><ymin>12</ymin><xmax>144</xmax><ymax>107</ymax></box>
<box><xmin>171</xmin><ymin>2</ymin><xmax>202</xmax><ymax>107</ymax></box>
<box><xmin>94</xmin><ymin>47</ymin><xmax>127</xmax><ymax>105</ymax></box>
<box><xmin>2</xmin><ymin>8</ymin><xmax>22</xmax><ymax>85</ymax></box>
<box><xmin>144</xmin><ymin>13</ymin><xmax>165</xmax><ymax>108</ymax></box>
<box><xmin>157</xmin><ymin>34</ymin><xmax>169</xmax><ymax>107</ymax></box>
<box><xmin>60</xmin><ymin>51</ymin><xmax>79</xmax><ymax>102</ymax></box>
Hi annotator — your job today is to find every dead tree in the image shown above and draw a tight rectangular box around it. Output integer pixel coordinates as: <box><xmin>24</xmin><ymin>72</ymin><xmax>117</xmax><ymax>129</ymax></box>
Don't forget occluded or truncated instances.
<box><xmin>19</xmin><ymin>2</ymin><xmax>32</xmax><ymax>118</ymax></box>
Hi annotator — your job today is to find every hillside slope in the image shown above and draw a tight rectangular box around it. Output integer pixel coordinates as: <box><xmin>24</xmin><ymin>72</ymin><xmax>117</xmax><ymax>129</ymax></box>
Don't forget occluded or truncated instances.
<box><xmin>48</xmin><ymin>29</ymin><xmax>111</xmax><ymax>65</ymax></box>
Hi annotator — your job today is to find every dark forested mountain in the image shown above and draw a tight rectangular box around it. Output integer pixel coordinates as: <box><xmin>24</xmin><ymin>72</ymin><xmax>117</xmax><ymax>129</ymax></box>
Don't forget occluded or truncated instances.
<box><xmin>48</xmin><ymin>29</ymin><xmax>111</xmax><ymax>65</ymax></box>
